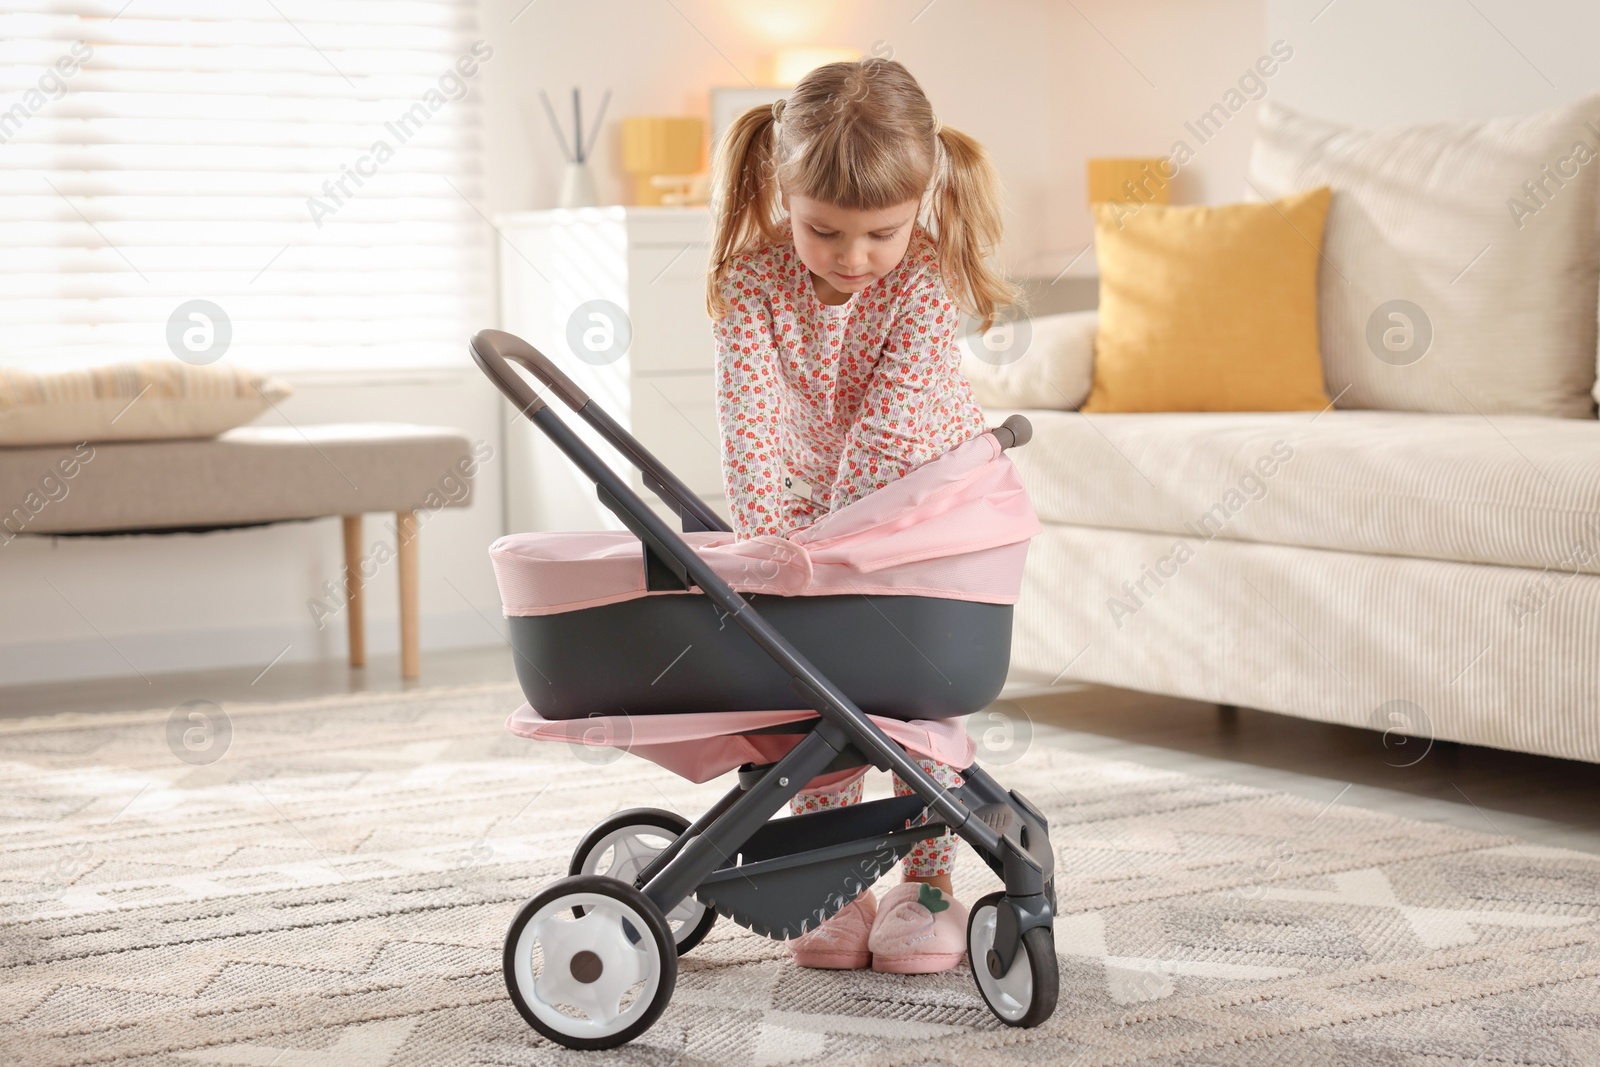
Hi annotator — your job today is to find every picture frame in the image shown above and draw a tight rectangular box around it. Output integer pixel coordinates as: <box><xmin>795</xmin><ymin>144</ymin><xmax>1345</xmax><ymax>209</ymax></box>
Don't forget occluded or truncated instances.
<box><xmin>709</xmin><ymin>85</ymin><xmax>788</xmax><ymax>156</ymax></box>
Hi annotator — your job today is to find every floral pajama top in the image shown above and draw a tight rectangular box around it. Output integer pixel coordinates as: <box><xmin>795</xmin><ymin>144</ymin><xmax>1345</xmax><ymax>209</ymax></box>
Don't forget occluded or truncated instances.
<box><xmin>711</xmin><ymin>219</ymin><xmax>989</xmax><ymax>540</ymax></box>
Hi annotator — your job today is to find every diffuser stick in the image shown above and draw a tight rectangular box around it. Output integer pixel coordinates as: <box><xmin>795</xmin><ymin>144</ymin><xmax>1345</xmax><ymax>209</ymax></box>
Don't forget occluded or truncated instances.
<box><xmin>572</xmin><ymin>88</ymin><xmax>583</xmax><ymax>163</ymax></box>
<box><xmin>538</xmin><ymin>89</ymin><xmax>574</xmax><ymax>164</ymax></box>
<box><xmin>584</xmin><ymin>89</ymin><xmax>611</xmax><ymax>165</ymax></box>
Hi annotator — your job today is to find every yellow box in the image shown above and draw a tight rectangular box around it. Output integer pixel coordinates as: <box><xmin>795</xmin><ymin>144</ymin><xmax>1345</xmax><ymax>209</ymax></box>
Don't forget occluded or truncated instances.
<box><xmin>1087</xmin><ymin>157</ymin><xmax>1173</xmax><ymax>206</ymax></box>
<box><xmin>621</xmin><ymin>117</ymin><xmax>704</xmax><ymax>205</ymax></box>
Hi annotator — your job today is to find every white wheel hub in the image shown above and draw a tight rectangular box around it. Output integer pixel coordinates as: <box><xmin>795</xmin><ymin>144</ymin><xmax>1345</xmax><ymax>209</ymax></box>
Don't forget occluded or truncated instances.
<box><xmin>512</xmin><ymin>891</ymin><xmax>663</xmax><ymax>1039</ymax></box>
<box><xmin>581</xmin><ymin>825</ymin><xmax>707</xmax><ymax>936</ymax></box>
<box><xmin>970</xmin><ymin>904</ymin><xmax>1034</xmax><ymax>1022</ymax></box>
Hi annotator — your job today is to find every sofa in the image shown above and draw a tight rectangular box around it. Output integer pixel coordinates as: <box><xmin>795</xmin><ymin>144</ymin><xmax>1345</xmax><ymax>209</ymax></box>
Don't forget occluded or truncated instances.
<box><xmin>965</xmin><ymin>95</ymin><xmax>1600</xmax><ymax>765</ymax></box>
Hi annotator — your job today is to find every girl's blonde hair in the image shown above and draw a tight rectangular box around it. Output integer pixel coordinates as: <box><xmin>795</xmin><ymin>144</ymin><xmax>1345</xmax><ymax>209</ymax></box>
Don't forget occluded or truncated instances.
<box><xmin>704</xmin><ymin>58</ymin><xmax>1024</xmax><ymax>334</ymax></box>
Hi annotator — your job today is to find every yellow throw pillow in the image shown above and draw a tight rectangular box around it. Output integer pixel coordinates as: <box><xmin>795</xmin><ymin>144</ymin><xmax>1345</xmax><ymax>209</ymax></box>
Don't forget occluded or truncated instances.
<box><xmin>1081</xmin><ymin>186</ymin><xmax>1334</xmax><ymax>413</ymax></box>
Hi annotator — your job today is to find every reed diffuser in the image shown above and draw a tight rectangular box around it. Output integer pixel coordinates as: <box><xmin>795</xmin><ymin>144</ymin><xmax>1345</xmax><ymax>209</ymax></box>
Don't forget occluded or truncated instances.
<box><xmin>540</xmin><ymin>86</ymin><xmax>610</xmax><ymax>209</ymax></box>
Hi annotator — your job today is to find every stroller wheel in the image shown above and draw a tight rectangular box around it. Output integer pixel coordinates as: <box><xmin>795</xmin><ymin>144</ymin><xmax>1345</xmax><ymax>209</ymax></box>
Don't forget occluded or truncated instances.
<box><xmin>569</xmin><ymin>808</ymin><xmax>717</xmax><ymax>955</ymax></box>
<box><xmin>503</xmin><ymin>874</ymin><xmax>676</xmax><ymax>1050</ymax></box>
<box><xmin>966</xmin><ymin>892</ymin><xmax>1059</xmax><ymax>1028</ymax></box>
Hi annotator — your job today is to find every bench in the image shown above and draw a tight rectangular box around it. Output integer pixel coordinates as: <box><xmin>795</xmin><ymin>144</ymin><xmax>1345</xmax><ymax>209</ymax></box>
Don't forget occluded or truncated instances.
<box><xmin>0</xmin><ymin>423</ymin><xmax>479</xmax><ymax>679</ymax></box>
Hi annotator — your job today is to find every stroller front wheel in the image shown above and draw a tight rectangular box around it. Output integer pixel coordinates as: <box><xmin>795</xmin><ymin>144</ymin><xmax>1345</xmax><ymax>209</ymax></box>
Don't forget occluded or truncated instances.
<box><xmin>966</xmin><ymin>892</ymin><xmax>1059</xmax><ymax>1028</ymax></box>
<box><xmin>503</xmin><ymin>874</ymin><xmax>676</xmax><ymax>1050</ymax></box>
<box><xmin>569</xmin><ymin>808</ymin><xmax>717</xmax><ymax>955</ymax></box>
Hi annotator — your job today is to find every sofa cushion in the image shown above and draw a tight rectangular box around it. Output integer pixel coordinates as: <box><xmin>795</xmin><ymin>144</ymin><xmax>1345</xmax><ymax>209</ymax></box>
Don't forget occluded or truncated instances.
<box><xmin>998</xmin><ymin>407</ymin><xmax>1600</xmax><ymax>577</ymax></box>
<box><xmin>1083</xmin><ymin>187</ymin><xmax>1334</xmax><ymax>413</ymax></box>
<box><xmin>1246</xmin><ymin>96</ymin><xmax>1600</xmax><ymax>420</ymax></box>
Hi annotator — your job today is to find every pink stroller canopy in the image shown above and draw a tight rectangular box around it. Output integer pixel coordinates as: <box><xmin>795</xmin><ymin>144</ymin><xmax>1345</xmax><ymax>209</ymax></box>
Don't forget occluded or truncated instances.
<box><xmin>491</xmin><ymin>429</ymin><xmax>1041</xmax><ymax>617</ymax></box>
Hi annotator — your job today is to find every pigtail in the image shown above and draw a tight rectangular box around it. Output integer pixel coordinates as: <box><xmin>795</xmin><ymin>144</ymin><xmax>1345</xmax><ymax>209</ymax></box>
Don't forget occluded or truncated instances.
<box><xmin>705</xmin><ymin>104</ymin><xmax>789</xmax><ymax>321</ymax></box>
<box><xmin>927</xmin><ymin>125</ymin><xmax>1026</xmax><ymax>335</ymax></box>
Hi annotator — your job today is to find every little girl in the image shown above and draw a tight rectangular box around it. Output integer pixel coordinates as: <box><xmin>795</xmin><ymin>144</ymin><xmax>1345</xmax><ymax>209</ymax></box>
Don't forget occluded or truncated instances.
<box><xmin>704</xmin><ymin>58</ymin><xmax>1022</xmax><ymax>974</ymax></box>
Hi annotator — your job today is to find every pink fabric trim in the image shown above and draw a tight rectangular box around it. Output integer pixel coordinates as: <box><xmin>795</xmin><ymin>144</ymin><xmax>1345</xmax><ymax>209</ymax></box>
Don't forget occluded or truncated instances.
<box><xmin>506</xmin><ymin>702</ymin><xmax>976</xmax><ymax>786</ymax></box>
<box><xmin>490</xmin><ymin>431</ymin><xmax>1040</xmax><ymax>617</ymax></box>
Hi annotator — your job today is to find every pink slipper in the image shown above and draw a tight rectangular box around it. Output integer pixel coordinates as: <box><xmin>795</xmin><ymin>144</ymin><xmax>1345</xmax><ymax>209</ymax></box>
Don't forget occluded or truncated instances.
<box><xmin>786</xmin><ymin>889</ymin><xmax>877</xmax><ymax>969</ymax></box>
<box><xmin>868</xmin><ymin>881</ymin><xmax>969</xmax><ymax>974</ymax></box>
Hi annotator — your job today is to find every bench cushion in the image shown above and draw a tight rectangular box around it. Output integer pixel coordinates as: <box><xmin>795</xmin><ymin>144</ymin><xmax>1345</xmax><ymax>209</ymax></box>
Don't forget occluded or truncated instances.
<box><xmin>0</xmin><ymin>423</ymin><xmax>479</xmax><ymax>536</ymax></box>
<box><xmin>1003</xmin><ymin>408</ymin><xmax>1600</xmax><ymax>576</ymax></box>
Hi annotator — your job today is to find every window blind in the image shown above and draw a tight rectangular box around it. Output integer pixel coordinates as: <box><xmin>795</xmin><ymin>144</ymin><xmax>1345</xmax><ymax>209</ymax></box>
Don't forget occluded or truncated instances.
<box><xmin>0</xmin><ymin>0</ymin><xmax>492</xmax><ymax>371</ymax></box>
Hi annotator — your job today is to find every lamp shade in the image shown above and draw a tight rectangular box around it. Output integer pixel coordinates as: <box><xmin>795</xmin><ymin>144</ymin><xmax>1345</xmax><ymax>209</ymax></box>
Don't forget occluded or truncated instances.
<box><xmin>621</xmin><ymin>117</ymin><xmax>704</xmax><ymax>206</ymax></box>
<box><xmin>621</xmin><ymin>116</ymin><xmax>704</xmax><ymax>174</ymax></box>
<box><xmin>1087</xmin><ymin>157</ymin><xmax>1174</xmax><ymax>206</ymax></box>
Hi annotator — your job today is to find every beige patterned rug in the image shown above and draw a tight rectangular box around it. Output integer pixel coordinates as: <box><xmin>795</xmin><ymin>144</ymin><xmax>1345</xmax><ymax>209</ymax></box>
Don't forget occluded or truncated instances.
<box><xmin>2</xmin><ymin>684</ymin><xmax>1598</xmax><ymax>1066</ymax></box>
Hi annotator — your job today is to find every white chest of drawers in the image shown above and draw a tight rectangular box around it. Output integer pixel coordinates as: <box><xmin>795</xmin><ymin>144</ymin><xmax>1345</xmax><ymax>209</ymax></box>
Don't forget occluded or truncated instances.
<box><xmin>494</xmin><ymin>206</ymin><xmax>729</xmax><ymax>532</ymax></box>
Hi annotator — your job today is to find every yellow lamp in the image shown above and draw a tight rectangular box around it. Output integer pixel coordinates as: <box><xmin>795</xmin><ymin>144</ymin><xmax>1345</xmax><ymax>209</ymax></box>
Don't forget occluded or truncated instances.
<box><xmin>771</xmin><ymin>46</ymin><xmax>862</xmax><ymax>87</ymax></box>
<box><xmin>1087</xmin><ymin>157</ymin><xmax>1174</xmax><ymax>207</ymax></box>
<box><xmin>621</xmin><ymin>117</ymin><xmax>705</xmax><ymax>206</ymax></box>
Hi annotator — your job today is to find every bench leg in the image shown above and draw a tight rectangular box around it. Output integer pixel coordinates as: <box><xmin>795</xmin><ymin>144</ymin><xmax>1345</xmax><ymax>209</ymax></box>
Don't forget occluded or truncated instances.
<box><xmin>397</xmin><ymin>510</ymin><xmax>420</xmax><ymax>680</ymax></box>
<box><xmin>342</xmin><ymin>514</ymin><xmax>365</xmax><ymax>669</ymax></box>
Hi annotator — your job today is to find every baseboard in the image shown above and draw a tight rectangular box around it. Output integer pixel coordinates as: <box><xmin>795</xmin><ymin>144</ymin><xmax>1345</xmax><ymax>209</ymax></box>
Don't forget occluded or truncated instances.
<box><xmin>0</xmin><ymin>608</ymin><xmax>505</xmax><ymax>688</ymax></box>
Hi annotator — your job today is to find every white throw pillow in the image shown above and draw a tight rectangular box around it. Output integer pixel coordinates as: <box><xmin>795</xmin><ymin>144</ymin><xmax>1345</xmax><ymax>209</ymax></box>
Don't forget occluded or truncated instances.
<box><xmin>1247</xmin><ymin>96</ymin><xmax>1600</xmax><ymax>419</ymax></box>
<box><xmin>0</xmin><ymin>361</ymin><xmax>292</xmax><ymax>447</ymax></box>
<box><xmin>959</xmin><ymin>309</ymin><xmax>1097</xmax><ymax>411</ymax></box>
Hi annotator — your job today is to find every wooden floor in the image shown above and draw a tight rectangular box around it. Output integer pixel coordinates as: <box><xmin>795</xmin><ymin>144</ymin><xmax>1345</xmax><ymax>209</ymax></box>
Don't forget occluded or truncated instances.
<box><xmin>4</xmin><ymin>648</ymin><xmax>1596</xmax><ymax>855</ymax></box>
<box><xmin>0</xmin><ymin>645</ymin><xmax>514</xmax><ymax>721</ymax></box>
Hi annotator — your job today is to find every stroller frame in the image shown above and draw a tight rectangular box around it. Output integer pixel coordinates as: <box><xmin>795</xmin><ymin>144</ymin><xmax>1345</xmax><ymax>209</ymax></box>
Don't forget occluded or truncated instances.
<box><xmin>472</xmin><ymin>329</ymin><xmax>1058</xmax><ymax>1049</ymax></box>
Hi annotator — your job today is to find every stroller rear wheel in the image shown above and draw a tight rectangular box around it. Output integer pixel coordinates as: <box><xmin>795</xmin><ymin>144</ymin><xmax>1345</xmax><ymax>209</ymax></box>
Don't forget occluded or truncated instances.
<box><xmin>503</xmin><ymin>874</ymin><xmax>676</xmax><ymax>1050</ymax></box>
<box><xmin>966</xmin><ymin>892</ymin><xmax>1059</xmax><ymax>1028</ymax></box>
<box><xmin>569</xmin><ymin>808</ymin><xmax>717</xmax><ymax>955</ymax></box>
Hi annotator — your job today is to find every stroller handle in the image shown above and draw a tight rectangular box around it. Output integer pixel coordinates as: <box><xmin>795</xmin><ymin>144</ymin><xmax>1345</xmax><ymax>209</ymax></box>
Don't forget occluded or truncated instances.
<box><xmin>472</xmin><ymin>329</ymin><xmax>1031</xmax><ymax>536</ymax></box>
<box><xmin>470</xmin><ymin>329</ymin><xmax>590</xmax><ymax>412</ymax></box>
<box><xmin>471</xmin><ymin>329</ymin><xmax>730</xmax><ymax>534</ymax></box>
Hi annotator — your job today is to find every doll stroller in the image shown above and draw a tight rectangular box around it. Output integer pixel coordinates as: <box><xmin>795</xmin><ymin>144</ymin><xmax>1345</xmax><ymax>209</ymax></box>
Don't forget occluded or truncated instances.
<box><xmin>471</xmin><ymin>329</ymin><xmax>1059</xmax><ymax>1050</ymax></box>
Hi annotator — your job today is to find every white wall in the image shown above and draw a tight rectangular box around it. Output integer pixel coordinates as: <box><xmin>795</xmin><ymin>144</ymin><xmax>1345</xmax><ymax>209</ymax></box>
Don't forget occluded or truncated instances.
<box><xmin>1042</xmin><ymin>0</ymin><xmax>1272</xmax><ymax>265</ymax></box>
<box><xmin>1267</xmin><ymin>0</ymin><xmax>1599</xmax><ymax>125</ymax></box>
<box><xmin>478</xmin><ymin>0</ymin><xmax>1268</xmax><ymax>277</ymax></box>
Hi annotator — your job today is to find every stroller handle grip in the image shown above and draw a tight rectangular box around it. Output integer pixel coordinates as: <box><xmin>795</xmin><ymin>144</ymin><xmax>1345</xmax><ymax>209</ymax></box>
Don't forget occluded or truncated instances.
<box><xmin>994</xmin><ymin>414</ymin><xmax>1032</xmax><ymax>450</ymax></box>
<box><xmin>470</xmin><ymin>329</ymin><xmax>590</xmax><ymax>412</ymax></box>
